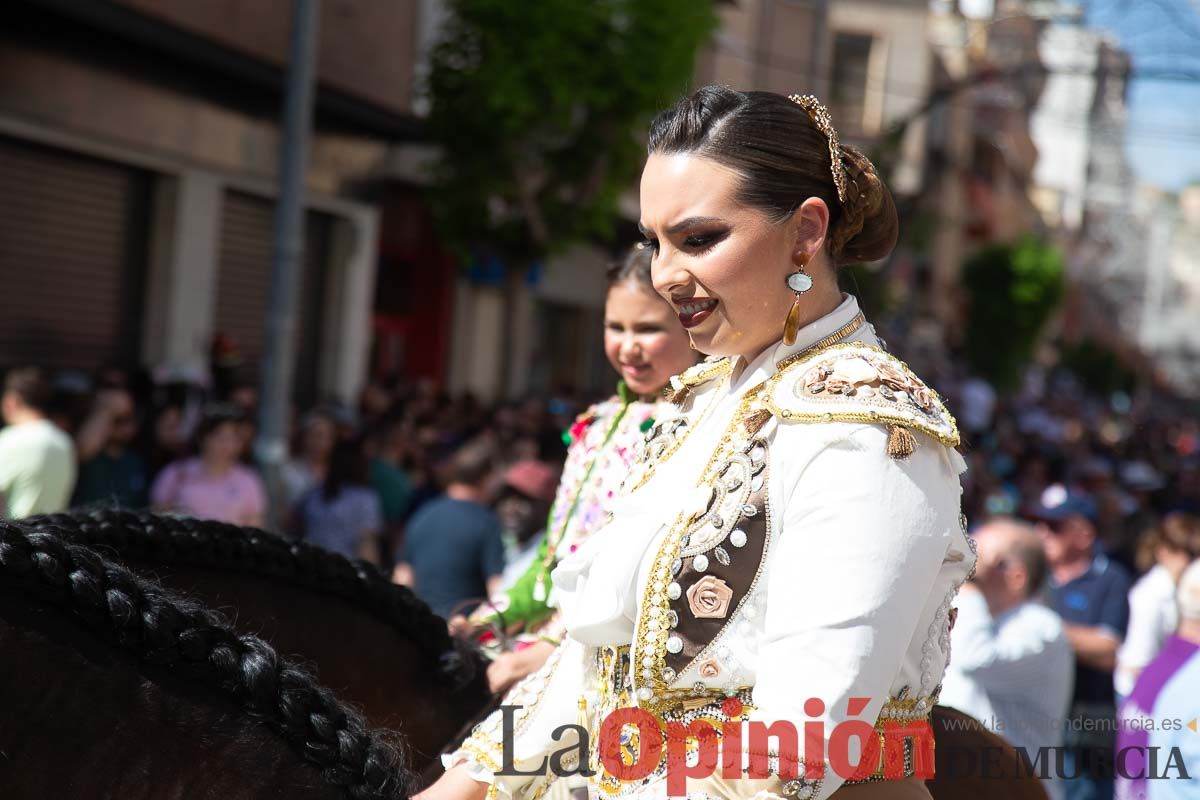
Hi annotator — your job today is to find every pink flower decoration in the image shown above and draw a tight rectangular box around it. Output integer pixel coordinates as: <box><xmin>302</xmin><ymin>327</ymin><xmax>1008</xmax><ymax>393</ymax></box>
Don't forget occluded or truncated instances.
<box><xmin>568</xmin><ymin>413</ymin><xmax>596</xmax><ymax>444</ymax></box>
<box><xmin>825</xmin><ymin>377</ymin><xmax>852</xmax><ymax>395</ymax></box>
<box><xmin>911</xmin><ymin>386</ymin><xmax>935</xmax><ymax>411</ymax></box>
<box><xmin>874</xmin><ymin>360</ymin><xmax>911</xmax><ymax>391</ymax></box>
<box><xmin>686</xmin><ymin>576</ymin><xmax>734</xmax><ymax>619</ymax></box>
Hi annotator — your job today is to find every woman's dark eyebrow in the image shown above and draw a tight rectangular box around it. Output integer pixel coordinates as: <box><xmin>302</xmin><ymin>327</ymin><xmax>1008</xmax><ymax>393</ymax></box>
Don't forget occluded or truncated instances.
<box><xmin>666</xmin><ymin>216</ymin><xmax>724</xmax><ymax>234</ymax></box>
<box><xmin>639</xmin><ymin>216</ymin><xmax>725</xmax><ymax>236</ymax></box>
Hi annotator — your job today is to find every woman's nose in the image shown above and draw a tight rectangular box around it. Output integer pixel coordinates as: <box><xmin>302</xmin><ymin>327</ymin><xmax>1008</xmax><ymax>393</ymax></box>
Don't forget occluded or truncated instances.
<box><xmin>651</xmin><ymin>252</ymin><xmax>689</xmax><ymax>297</ymax></box>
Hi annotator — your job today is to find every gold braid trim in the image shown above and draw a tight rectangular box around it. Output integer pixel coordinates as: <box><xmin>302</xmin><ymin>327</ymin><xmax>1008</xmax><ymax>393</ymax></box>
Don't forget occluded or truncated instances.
<box><xmin>774</xmin><ymin>312</ymin><xmax>866</xmax><ymax>371</ymax></box>
<box><xmin>458</xmin><ymin>737</ymin><xmax>503</xmax><ymax>773</ymax></box>
<box><xmin>666</xmin><ymin>356</ymin><xmax>733</xmax><ymax>408</ymax></box>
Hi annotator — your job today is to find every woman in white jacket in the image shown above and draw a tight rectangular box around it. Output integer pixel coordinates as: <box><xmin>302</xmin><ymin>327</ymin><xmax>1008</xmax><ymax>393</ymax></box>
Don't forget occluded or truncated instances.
<box><xmin>421</xmin><ymin>86</ymin><xmax>974</xmax><ymax>800</ymax></box>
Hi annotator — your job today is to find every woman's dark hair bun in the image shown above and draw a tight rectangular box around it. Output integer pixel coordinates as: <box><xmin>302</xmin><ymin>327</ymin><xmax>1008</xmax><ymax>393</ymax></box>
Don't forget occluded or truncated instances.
<box><xmin>828</xmin><ymin>144</ymin><xmax>898</xmax><ymax>264</ymax></box>
<box><xmin>648</xmin><ymin>85</ymin><xmax>899</xmax><ymax>266</ymax></box>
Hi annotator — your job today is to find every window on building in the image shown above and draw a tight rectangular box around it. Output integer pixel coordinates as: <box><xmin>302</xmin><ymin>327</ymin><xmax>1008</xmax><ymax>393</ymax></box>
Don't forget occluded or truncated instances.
<box><xmin>830</xmin><ymin>31</ymin><xmax>875</xmax><ymax>133</ymax></box>
<box><xmin>528</xmin><ymin>300</ymin><xmax>588</xmax><ymax>396</ymax></box>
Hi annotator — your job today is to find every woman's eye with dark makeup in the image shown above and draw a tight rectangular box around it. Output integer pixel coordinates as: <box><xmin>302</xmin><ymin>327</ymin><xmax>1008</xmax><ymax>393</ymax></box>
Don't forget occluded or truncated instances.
<box><xmin>640</xmin><ymin>238</ymin><xmax>658</xmax><ymax>253</ymax></box>
<box><xmin>683</xmin><ymin>231</ymin><xmax>726</xmax><ymax>251</ymax></box>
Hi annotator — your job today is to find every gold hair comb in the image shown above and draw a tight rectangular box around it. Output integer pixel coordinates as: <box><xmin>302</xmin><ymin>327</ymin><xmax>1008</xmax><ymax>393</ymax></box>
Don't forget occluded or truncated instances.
<box><xmin>787</xmin><ymin>94</ymin><xmax>848</xmax><ymax>204</ymax></box>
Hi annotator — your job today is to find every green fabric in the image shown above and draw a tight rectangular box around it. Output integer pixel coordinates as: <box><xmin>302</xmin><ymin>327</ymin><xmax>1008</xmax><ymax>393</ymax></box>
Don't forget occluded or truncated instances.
<box><xmin>480</xmin><ymin>530</ymin><xmax>557</xmax><ymax>629</ymax></box>
<box><xmin>0</xmin><ymin>420</ymin><xmax>76</xmax><ymax>518</ymax></box>
<box><xmin>474</xmin><ymin>384</ymin><xmax>633</xmax><ymax>632</ymax></box>
<box><xmin>617</xmin><ymin>380</ymin><xmax>636</xmax><ymax>405</ymax></box>
<box><xmin>369</xmin><ymin>457</ymin><xmax>413</xmax><ymax>523</ymax></box>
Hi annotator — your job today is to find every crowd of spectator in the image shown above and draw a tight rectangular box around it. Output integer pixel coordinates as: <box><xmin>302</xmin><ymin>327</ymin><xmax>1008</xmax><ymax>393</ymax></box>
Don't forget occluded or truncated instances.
<box><xmin>894</xmin><ymin>328</ymin><xmax>1200</xmax><ymax>800</ymax></box>
<box><xmin>2</xmin><ymin>326</ymin><xmax>1199</xmax><ymax>799</ymax></box>
<box><xmin>0</xmin><ymin>361</ymin><xmax>576</xmax><ymax>593</ymax></box>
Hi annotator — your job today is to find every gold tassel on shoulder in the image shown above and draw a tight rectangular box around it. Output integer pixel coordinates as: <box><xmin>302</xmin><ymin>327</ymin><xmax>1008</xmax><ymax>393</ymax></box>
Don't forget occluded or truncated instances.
<box><xmin>886</xmin><ymin>424</ymin><xmax>917</xmax><ymax>459</ymax></box>
<box><xmin>743</xmin><ymin>408</ymin><xmax>773</xmax><ymax>436</ymax></box>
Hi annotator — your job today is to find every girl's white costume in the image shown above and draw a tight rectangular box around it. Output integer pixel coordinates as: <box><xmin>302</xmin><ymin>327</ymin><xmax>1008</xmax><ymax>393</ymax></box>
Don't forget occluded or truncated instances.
<box><xmin>448</xmin><ymin>295</ymin><xmax>976</xmax><ymax>799</ymax></box>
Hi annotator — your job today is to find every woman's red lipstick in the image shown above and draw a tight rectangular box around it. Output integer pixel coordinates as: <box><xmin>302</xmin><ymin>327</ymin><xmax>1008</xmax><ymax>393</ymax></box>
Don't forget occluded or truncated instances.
<box><xmin>676</xmin><ymin>298</ymin><xmax>718</xmax><ymax>329</ymax></box>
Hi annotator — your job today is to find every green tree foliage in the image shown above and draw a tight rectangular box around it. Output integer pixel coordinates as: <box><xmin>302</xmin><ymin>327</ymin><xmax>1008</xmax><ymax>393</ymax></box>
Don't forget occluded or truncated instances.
<box><xmin>963</xmin><ymin>235</ymin><xmax>1065</xmax><ymax>389</ymax></box>
<box><xmin>839</xmin><ymin>262</ymin><xmax>894</xmax><ymax>318</ymax></box>
<box><xmin>1058</xmin><ymin>338</ymin><xmax>1136</xmax><ymax>395</ymax></box>
<box><xmin>424</xmin><ymin>0</ymin><xmax>717</xmax><ymax>264</ymax></box>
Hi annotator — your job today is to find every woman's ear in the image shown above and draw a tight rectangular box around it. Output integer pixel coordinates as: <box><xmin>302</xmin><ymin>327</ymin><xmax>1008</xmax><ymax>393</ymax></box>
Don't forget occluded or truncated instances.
<box><xmin>792</xmin><ymin>197</ymin><xmax>831</xmax><ymax>260</ymax></box>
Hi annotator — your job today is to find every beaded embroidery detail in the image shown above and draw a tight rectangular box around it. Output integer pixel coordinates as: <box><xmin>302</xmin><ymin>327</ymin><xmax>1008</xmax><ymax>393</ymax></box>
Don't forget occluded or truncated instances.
<box><xmin>764</xmin><ymin>342</ymin><xmax>959</xmax><ymax>448</ymax></box>
<box><xmin>632</xmin><ymin>433</ymin><xmax>772</xmax><ymax>716</ymax></box>
<box><xmin>453</xmin><ymin>644</ymin><xmax>572</xmax><ymax>794</ymax></box>
<box><xmin>666</xmin><ymin>356</ymin><xmax>734</xmax><ymax>402</ymax></box>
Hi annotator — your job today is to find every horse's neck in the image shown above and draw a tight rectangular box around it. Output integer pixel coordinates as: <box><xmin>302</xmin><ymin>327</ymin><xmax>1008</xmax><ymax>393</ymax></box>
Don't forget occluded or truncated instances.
<box><xmin>127</xmin><ymin>563</ymin><xmax>494</xmax><ymax>764</ymax></box>
<box><xmin>0</xmin><ymin>595</ymin><xmax>340</xmax><ymax>800</ymax></box>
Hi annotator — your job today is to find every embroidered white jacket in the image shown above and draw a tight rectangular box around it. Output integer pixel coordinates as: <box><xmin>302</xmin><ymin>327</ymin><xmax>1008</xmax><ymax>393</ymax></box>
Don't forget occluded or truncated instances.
<box><xmin>448</xmin><ymin>295</ymin><xmax>976</xmax><ymax>799</ymax></box>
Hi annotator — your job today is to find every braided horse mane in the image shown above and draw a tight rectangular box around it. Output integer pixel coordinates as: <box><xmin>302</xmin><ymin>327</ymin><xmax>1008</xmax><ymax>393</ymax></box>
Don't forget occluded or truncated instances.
<box><xmin>0</xmin><ymin>520</ymin><xmax>414</xmax><ymax>799</ymax></box>
<box><xmin>26</xmin><ymin>508</ymin><xmax>479</xmax><ymax>684</ymax></box>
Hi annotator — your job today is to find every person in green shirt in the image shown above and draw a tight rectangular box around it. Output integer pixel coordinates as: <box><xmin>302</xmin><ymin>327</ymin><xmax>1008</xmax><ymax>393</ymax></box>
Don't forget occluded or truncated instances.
<box><xmin>368</xmin><ymin>416</ymin><xmax>415</xmax><ymax>553</ymax></box>
<box><xmin>0</xmin><ymin>367</ymin><xmax>76</xmax><ymax>518</ymax></box>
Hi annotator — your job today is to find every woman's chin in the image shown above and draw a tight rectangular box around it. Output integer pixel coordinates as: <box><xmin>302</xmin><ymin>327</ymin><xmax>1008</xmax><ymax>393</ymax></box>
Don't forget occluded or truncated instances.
<box><xmin>690</xmin><ymin>332</ymin><xmax>732</xmax><ymax>359</ymax></box>
<box><xmin>624</xmin><ymin>375</ymin><xmax>665</xmax><ymax>397</ymax></box>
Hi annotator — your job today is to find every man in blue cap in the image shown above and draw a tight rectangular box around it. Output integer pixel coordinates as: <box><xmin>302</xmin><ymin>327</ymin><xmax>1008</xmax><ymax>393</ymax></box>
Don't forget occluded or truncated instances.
<box><xmin>1033</xmin><ymin>483</ymin><xmax>1132</xmax><ymax>800</ymax></box>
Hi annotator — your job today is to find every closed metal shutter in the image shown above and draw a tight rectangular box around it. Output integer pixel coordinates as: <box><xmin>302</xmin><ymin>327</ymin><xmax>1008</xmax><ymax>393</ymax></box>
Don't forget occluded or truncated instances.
<box><xmin>215</xmin><ymin>191</ymin><xmax>331</xmax><ymax>404</ymax></box>
<box><xmin>0</xmin><ymin>137</ymin><xmax>150</xmax><ymax>371</ymax></box>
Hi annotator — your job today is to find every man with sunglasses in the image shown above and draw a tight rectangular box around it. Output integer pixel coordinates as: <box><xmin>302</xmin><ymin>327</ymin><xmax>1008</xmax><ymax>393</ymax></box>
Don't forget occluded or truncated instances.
<box><xmin>73</xmin><ymin>386</ymin><xmax>148</xmax><ymax>508</ymax></box>
<box><xmin>1035</xmin><ymin>484</ymin><xmax>1132</xmax><ymax>800</ymax></box>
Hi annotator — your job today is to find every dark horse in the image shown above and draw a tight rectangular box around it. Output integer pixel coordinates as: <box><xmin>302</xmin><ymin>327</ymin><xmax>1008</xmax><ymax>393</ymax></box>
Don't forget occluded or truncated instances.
<box><xmin>25</xmin><ymin>508</ymin><xmax>492</xmax><ymax>771</ymax></box>
<box><xmin>0</xmin><ymin>521</ymin><xmax>415</xmax><ymax>799</ymax></box>
<box><xmin>25</xmin><ymin>511</ymin><xmax>1047</xmax><ymax>799</ymax></box>
<box><xmin>928</xmin><ymin>705</ymin><xmax>1048</xmax><ymax>800</ymax></box>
